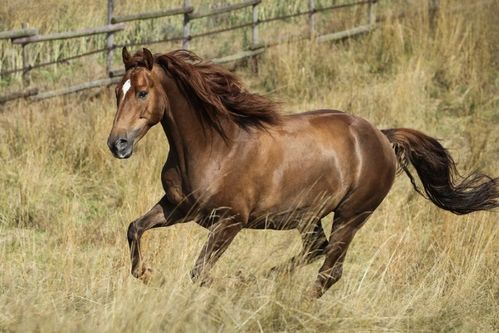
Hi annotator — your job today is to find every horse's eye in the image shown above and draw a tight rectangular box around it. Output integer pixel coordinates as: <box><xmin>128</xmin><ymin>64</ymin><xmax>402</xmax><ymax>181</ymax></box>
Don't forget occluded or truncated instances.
<box><xmin>137</xmin><ymin>91</ymin><xmax>148</xmax><ymax>99</ymax></box>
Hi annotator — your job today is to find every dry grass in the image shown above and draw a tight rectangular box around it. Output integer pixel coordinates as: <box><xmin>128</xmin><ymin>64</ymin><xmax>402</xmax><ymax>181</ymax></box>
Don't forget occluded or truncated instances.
<box><xmin>0</xmin><ymin>1</ymin><xmax>498</xmax><ymax>332</ymax></box>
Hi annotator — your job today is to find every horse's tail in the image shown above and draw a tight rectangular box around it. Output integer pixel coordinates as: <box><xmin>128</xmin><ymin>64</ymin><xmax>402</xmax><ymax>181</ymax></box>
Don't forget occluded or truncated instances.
<box><xmin>381</xmin><ymin>128</ymin><xmax>498</xmax><ymax>215</ymax></box>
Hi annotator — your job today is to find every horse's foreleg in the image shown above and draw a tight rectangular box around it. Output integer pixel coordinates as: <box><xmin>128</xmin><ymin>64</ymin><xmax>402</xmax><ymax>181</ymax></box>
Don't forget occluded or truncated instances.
<box><xmin>127</xmin><ymin>196</ymin><xmax>185</xmax><ymax>280</ymax></box>
<box><xmin>269</xmin><ymin>221</ymin><xmax>329</xmax><ymax>274</ymax></box>
<box><xmin>190</xmin><ymin>219</ymin><xmax>242</xmax><ymax>284</ymax></box>
<box><xmin>311</xmin><ymin>211</ymin><xmax>372</xmax><ymax>298</ymax></box>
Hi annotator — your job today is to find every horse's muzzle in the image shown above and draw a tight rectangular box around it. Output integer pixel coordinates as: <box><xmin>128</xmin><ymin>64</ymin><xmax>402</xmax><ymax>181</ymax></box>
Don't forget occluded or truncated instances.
<box><xmin>108</xmin><ymin>136</ymin><xmax>133</xmax><ymax>159</ymax></box>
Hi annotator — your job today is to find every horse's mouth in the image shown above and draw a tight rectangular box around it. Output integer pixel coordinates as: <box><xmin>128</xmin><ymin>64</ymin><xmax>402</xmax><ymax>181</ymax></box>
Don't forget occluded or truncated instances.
<box><xmin>112</xmin><ymin>148</ymin><xmax>133</xmax><ymax>159</ymax></box>
<box><xmin>109</xmin><ymin>143</ymin><xmax>133</xmax><ymax>159</ymax></box>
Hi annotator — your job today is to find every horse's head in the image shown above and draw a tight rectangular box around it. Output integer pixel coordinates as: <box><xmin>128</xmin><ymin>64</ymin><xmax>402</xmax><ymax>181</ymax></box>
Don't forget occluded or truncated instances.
<box><xmin>107</xmin><ymin>47</ymin><xmax>168</xmax><ymax>159</ymax></box>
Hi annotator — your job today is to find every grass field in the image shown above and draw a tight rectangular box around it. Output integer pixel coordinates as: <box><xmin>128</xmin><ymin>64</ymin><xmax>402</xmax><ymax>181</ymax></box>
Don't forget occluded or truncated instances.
<box><xmin>0</xmin><ymin>1</ymin><xmax>498</xmax><ymax>332</ymax></box>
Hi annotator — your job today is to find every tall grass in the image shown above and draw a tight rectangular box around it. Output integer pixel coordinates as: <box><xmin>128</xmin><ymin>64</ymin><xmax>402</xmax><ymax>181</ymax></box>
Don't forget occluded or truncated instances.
<box><xmin>0</xmin><ymin>0</ymin><xmax>498</xmax><ymax>332</ymax></box>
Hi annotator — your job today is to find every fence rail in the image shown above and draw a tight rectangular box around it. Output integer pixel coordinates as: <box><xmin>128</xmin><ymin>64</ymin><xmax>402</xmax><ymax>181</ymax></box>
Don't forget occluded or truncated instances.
<box><xmin>0</xmin><ymin>0</ymin><xmax>454</xmax><ymax>105</ymax></box>
<box><xmin>111</xmin><ymin>6</ymin><xmax>193</xmax><ymax>24</ymax></box>
<box><xmin>31</xmin><ymin>78</ymin><xmax>120</xmax><ymax>101</ymax></box>
<box><xmin>189</xmin><ymin>0</ymin><xmax>261</xmax><ymax>19</ymax></box>
<box><xmin>0</xmin><ymin>88</ymin><xmax>38</xmax><ymax>104</ymax></box>
<box><xmin>0</xmin><ymin>28</ymin><xmax>38</xmax><ymax>40</ymax></box>
<box><xmin>11</xmin><ymin>24</ymin><xmax>126</xmax><ymax>45</ymax></box>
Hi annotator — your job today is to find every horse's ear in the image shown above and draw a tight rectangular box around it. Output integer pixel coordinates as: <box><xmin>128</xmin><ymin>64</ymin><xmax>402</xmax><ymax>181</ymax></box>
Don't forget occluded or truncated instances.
<box><xmin>143</xmin><ymin>48</ymin><xmax>154</xmax><ymax>71</ymax></box>
<box><xmin>122</xmin><ymin>47</ymin><xmax>132</xmax><ymax>68</ymax></box>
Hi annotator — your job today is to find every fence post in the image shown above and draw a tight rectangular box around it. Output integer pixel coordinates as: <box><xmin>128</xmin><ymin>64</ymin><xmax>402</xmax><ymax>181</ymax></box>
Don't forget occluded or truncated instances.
<box><xmin>21</xmin><ymin>23</ymin><xmax>30</xmax><ymax>87</ymax></box>
<box><xmin>183</xmin><ymin>0</ymin><xmax>191</xmax><ymax>49</ymax></box>
<box><xmin>106</xmin><ymin>0</ymin><xmax>114</xmax><ymax>76</ymax></box>
<box><xmin>250</xmin><ymin>1</ymin><xmax>260</xmax><ymax>73</ymax></box>
<box><xmin>429</xmin><ymin>0</ymin><xmax>440</xmax><ymax>32</ymax></box>
<box><xmin>308</xmin><ymin>0</ymin><xmax>316</xmax><ymax>38</ymax></box>
<box><xmin>368</xmin><ymin>0</ymin><xmax>377</xmax><ymax>27</ymax></box>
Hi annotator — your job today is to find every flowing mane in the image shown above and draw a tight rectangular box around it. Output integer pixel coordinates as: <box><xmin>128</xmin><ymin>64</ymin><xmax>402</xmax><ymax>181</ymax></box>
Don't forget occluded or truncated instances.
<box><xmin>129</xmin><ymin>49</ymin><xmax>281</xmax><ymax>139</ymax></box>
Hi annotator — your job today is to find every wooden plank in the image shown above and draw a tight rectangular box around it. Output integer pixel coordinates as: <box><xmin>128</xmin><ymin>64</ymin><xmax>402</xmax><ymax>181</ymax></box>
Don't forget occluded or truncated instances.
<box><xmin>189</xmin><ymin>0</ymin><xmax>261</xmax><ymax>20</ymax></box>
<box><xmin>211</xmin><ymin>48</ymin><xmax>264</xmax><ymax>64</ymax></box>
<box><xmin>183</xmin><ymin>0</ymin><xmax>191</xmax><ymax>49</ymax></box>
<box><xmin>250</xmin><ymin>2</ymin><xmax>260</xmax><ymax>73</ymax></box>
<box><xmin>317</xmin><ymin>24</ymin><xmax>373</xmax><ymax>43</ymax></box>
<box><xmin>116</xmin><ymin>35</ymin><xmax>183</xmax><ymax>49</ymax></box>
<box><xmin>106</xmin><ymin>0</ymin><xmax>115</xmax><ymax>76</ymax></box>
<box><xmin>368</xmin><ymin>0</ymin><xmax>377</xmax><ymax>26</ymax></box>
<box><xmin>12</xmin><ymin>24</ymin><xmax>126</xmax><ymax>44</ymax></box>
<box><xmin>21</xmin><ymin>43</ymin><xmax>29</xmax><ymax>86</ymax></box>
<box><xmin>0</xmin><ymin>88</ymin><xmax>38</xmax><ymax>105</ymax></box>
<box><xmin>20</xmin><ymin>23</ymin><xmax>30</xmax><ymax>86</ymax></box>
<box><xmin>0</xmin><ymin>28</ymin><xmax>38</xmax><ymax>40</ymax></box>
<box><xmin>112</xmin><ymin>6</ymin><xmax>193</xmax><ymax>23</ymax></box>
<box><xmin>252</xmin><ymin>2</ymin><xmax>259</xmax><ymax>46</ymax></box>
<box><xmin>31</xmin><ymin>77</ymin><xmax>121</xmax><ymax>101</ymax></box>
<box><xmin>259</xmin><ymin>1</ymin><xmax>370</xmax><ymax>25</ymax></box>
<box><xmin>309</xmin><ymin>0</ymin><xmax>316</xmax><ymax>38</ymax></box>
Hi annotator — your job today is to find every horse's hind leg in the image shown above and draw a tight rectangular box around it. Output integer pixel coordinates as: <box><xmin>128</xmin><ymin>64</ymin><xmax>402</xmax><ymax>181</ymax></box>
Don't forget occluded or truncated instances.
<box><xmin>269</xmin><ymin>221</ymin><xmax>328</xmax><ymax>274</ymax></box>
<box><xmin>127</xmin><ymin>196</ymin><xmax>185</xmax><ymax>280</ymax></box>
<box><xmin>311</xmin><ymin>211</ymin><xmax>372</xmax><ymax>298</ymax></box>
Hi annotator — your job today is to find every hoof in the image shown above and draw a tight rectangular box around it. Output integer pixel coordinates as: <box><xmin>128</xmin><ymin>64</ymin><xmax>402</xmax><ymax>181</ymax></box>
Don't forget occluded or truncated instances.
<box><xmin>131</xmin><ymin>264</ymin><xmax>153</xmax><ymax>281</ymax></box>
<box><xmin>190</xmin><ymin>269</ymin><xmax>213</xmax><ymax>286</ymax></box>
<box><xmin>308</xmin><ymin>284</ymin><xmax>325</xmax><ymax>299</ymax></box>
<box><xmin>139</xmin><ymin>266</ymin><xmax>153</xmax><ymax>284</ymax></box>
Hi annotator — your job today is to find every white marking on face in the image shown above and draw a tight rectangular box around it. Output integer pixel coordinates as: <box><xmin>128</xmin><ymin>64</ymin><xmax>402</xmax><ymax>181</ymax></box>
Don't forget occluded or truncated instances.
<box><xmin>122</xmin><ymin>79</ymin><xmax>131</xmax><ymax>99</ymax></box>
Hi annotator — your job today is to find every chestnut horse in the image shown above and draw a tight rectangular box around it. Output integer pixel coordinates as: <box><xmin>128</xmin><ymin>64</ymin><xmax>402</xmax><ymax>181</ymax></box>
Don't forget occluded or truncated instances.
<box><xmin>107</xmin><ymin>47</ymin><xmax>498</xmax><ymax>297</ymax></box>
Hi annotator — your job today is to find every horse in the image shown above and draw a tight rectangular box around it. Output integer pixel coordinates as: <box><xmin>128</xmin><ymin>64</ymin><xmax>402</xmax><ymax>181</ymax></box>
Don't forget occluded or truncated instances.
<box><xmin>107</xmin><ymin>47</ymin><xmax>498</xmax><ymax>298</ymax></box>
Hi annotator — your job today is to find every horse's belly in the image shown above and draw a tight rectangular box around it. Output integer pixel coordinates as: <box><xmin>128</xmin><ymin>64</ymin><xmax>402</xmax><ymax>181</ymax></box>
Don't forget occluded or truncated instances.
<box><xmin>246</xmin><ymin>202</ymin><xmax>335</xmax><ymax>230</ymax></box>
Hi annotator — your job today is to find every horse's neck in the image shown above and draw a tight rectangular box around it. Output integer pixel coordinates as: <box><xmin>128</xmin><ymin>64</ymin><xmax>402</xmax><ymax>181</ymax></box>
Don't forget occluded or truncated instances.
<box><xmin>158</xmin><ymin>71</ymin><xmax>234</xmax><ymax>176</ymax></box>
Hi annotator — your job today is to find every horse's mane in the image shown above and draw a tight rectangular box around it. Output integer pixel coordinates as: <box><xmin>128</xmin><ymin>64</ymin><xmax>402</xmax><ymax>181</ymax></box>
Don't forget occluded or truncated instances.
<box><xmin>130</xmin><ymin>49</ymin><xmax>281</xmax><ymax>139</ymax></box>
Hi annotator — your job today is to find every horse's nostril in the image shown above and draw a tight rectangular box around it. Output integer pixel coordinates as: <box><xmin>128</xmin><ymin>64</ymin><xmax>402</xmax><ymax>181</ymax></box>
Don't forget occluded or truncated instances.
<box><xmin>115</xmin><ymin>138</ymin><xmax>128</xmax><ymax>150</ymax></box>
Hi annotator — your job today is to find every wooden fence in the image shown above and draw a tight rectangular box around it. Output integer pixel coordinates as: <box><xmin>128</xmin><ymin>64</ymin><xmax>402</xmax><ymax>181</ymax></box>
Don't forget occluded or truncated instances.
<box><xmin>0</xmin><ymin>0</ymin><xmax>443</xmax><ymax>105</ymax></box>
